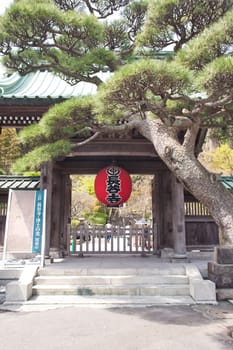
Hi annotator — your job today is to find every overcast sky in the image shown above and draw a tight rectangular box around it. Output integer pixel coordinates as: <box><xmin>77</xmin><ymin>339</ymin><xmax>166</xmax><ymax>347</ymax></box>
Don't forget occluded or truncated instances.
<box><xmin>0</xmin><ymin>0</ymin><xmax>13</xmax><ymax>15</ymax></box>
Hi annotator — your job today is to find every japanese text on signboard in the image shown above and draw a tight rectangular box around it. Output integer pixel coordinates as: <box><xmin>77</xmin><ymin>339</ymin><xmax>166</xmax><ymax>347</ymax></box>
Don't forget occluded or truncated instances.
<box><xmin>32</xmin><ymin>190</ymin><xmax>44</xmax><ymax>253</ymax></box>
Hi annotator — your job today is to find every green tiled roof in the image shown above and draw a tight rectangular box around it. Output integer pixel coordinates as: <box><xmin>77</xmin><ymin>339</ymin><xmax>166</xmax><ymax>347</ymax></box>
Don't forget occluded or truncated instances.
<box><xmin>0</xmin><ymin>70</ymin><xmax>111</xmax><ymax>100</ymax></box>
<box><xmin>220</xmin><ymin>176</ymin><xmax>233</xmax><ymax>190</ymax></box>
<box><xmin>0</xmin><ymin>176</ymin><xmax>40</xmax><ymax>190</ymax></box>
<box><xmin>0</xmin><ymin>175</ymin><xmax>232</xmax><ymax>191</ymax></box>
<box><xmin>0</xmin><ymin>52</ymin><xmax>173</xmax><ymax>101</ymax></box>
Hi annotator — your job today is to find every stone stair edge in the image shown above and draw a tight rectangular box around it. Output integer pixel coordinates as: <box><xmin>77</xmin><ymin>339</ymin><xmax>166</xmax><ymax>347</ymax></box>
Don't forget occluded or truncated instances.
<box><xmin>33</xmin><ymin>275</ymin><xmax>189</xmax><ymax>286</ymax></box>
<box><xmin>29</xmin><ymin>294</ymin><xmax>195</xmax><ymax>302</ymax></box>
<box><xmin>37</xmin><ymin>268</ymin><xmax>187</xmax><ymax>276</ymax></box>
<box><xmin>34</xmin><ymin>275</ymin><xmax>188</xmax><ymax>280</ymax></box>
<box><xmin>1</xmin><ymin>295</ymin><xmax>197</xmax><ymax>309</ymax></box>
<box><xmin>32</xmin><ymin>283</ymin><xmax>189</xmax><ymax>289</ymax></box>
<box><xmin>32</xmin><ymin>284</ymin><xmax>190</xmax><ymax>297</ymax></box>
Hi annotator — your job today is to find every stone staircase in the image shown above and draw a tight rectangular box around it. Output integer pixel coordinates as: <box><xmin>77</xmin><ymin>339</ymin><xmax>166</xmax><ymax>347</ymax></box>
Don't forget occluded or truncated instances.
<box><xmin>1</xmin><ymin>262</ymin><xmax>217</xmax><ymax>309</ymax></box>
<box><xmin>31</xmin><ymin>265</ymin><xmax>201</xmax><ymax>305</ymax></box>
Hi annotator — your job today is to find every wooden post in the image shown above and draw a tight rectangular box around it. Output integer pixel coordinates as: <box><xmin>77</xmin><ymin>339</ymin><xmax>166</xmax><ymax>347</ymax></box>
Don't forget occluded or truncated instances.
<box><xmin>40</xmin><ymin>162</ymin><xmax>52</xmax><ymax>257</ymax></box>
<box><xmin>161</xmin><ymin>171</ymin><xmax>173</xmax><ymax>249</ymax></box>
<box><xmin>152</xmin><ymin>174</ymin><xmax>160</xmax><ymax>252</ymax></box>
<box><xmin>171</xmin><ymin>174</ymin><xmax>186</xmax><ymax>257</ymax></box>
<box><xmin>40</xmin><ymin>162</ymin><xmax>65</xmax><ymax>258</ymax></box>
<box><xmin>152</xmin><ymin>170</ymin><xmax>174</xmax><ymax>251</ymax></box>
<box><xmin>60</xmin><ymin>174</ymin><xmax>72</xmax><ymax>256</ymax></box>
<box><xmin>50</xmin><ymin>166</ymin><xmax>64</xmax><ymax>257</ymax></box>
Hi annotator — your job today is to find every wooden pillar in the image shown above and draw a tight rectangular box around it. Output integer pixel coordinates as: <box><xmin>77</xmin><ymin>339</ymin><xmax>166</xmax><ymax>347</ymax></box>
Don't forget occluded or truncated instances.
<box><xmin>50</xmin><ymin>166</ymin><xmax>64</xmax><ymax>257</ymax></box>
<box><xmin>151</xmin><ymin>175</ymin><xmax>159</xmax><ymax>251</ymax></box>
<box><xmin>40</xmin><ymin>162</ymin><xmax>66</xmax><ymax>258</ymax></box>
<box><xmin>40</xmin><ymin>162</ymin><xmax>52</xmax><ymax>257</ymax></box>
<box><xmin>152</xmin><ymin>170</ymin><xmax>187</xmax><ymax>257</ymax></box>
<box><xmin>59</xmin><ymin>174</ymin><xmax>71</xmax><ymax>256</ymax></box>
<box><xmin>171</xmin><ymin>174</ymin><xmax>186</xmax><ymax>257</ymax></box>
<box><xmin>162</xmin><ymin>171</ymin><xmax>174</xmax><ymax>248</ymax></box>
<box><xmin>152</xmin><ymin>170</ymin><xmax>173</xmax><ymax>250</ymax></box>
<box><xmin>151</xmin><ymin>175</ymin><xmax>158</xmax><ymax>252</ymax></box>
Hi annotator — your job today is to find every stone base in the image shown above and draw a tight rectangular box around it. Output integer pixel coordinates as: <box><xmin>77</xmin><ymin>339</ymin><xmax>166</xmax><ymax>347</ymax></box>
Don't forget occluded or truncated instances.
<box><xmin>160</xmin><ymin>248</ymin><xmax>174</xmax><ymax>258</ymax></box>
<box><xmin>161</xmin><ymin>249</ymin><xmax>188</xmax><ymax>260</ymax></box>
<box><xmin>208</xmin><ymin>261</ymin><xmax>233</xmax><ymax>288</ymax></box>
<box><xmin>214</xmin><ymin>246</ymin><xmax>233</xmax><ymax>264</ymax></box>
<box><xmin>190</xmin><ymin>279</ymin><xmax>216</xmax><ymax>303</ymax></box>
<box><xmin>173</xmin><ymin>253</ymin><xmax>187</xmax><ymax>259</ymax></box>
<box><xmin>216</xmin><ymin>288</ymin><xmax>233</xmax><ymax>301</ymax></box>
<box><xmin>186</xmin><ymin>265</ymin><xmax>216</xmax><ymax>303</ymax></box>
<box><xmin>6</xmin><ymin>265</ymin><xmax>38</xmax><ymax>302</ymax></box>
<box><xmin>170</xmin><ymin>257</ymin><xmax>191</xmax><ymax>263</ymax></box>
<box><xmin>45</xmin><ymin>257</ymin><xmax>54</xmax><ymax>265</ymax></box>
<box><xmin>49</xmin><ymin>248</ymin><xmax>64</xmax><ymax>259</ymax></box>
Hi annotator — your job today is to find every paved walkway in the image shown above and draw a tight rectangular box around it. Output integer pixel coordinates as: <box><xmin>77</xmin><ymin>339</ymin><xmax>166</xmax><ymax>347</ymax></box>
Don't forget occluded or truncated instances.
<box><xmin>0</xmin><ymin>302</ymin><xmax>233</xmax><ymax>350</ymax></box>
<box><xmin>42</xmin><ymin>254</ymin><xmax>211</xmax><ymax>274</ymax></box>
<box><xmin>1</xmin><ymin>254</ymin><xmax>233</xmax><ymax>349</ymax></box>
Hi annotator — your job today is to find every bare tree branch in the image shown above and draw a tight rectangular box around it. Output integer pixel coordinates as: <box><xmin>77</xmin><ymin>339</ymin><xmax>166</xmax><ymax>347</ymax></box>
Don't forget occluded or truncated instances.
<box><xmin>70</xmin><ymin>131</ymin><xmax>101</xmax><ymax>152</ymax></box>
<box><xmin>183</xmin><ymin>119</ymin><xmax>201</xmax><ymax>152</ymax></box>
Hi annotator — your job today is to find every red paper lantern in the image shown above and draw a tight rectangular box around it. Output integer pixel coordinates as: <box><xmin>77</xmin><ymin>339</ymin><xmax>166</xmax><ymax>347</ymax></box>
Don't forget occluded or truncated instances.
<box><xmin>94</xmin><ymin>165</ymin><xmax>132</xmax><ymax>207</ymax></box>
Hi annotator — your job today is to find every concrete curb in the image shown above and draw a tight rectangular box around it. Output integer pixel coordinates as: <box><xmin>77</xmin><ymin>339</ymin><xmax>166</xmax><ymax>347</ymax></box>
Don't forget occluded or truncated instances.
<box><xmin>185</xmin><ymin>265</ymin><xmax>217</xmax><ymax>304</ymax></box>
<box><xmin>6</xmin><ymin>265</ymin><xmax>39</xmax><ymax>302</ymax></box>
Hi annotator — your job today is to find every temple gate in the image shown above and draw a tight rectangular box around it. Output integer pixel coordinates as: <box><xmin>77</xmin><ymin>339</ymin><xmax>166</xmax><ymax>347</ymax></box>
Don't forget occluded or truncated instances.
<box><xmin>0</xmin><ymin>71</ymin><xmax>220</xmax><ymax>259</ymax></box>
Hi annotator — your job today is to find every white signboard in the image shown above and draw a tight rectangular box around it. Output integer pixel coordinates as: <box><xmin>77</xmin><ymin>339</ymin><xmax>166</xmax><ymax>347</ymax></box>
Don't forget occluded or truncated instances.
<box><xmin>2</xmin><ymin>189</ymin><xmax>46</xmax><ymax>266</ymax></box>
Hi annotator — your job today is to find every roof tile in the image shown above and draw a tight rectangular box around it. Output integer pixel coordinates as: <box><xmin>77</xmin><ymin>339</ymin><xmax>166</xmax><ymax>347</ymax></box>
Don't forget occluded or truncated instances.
<box><xmin>0</xmin><ymin>70</ymin><xmax>111</xmax><ymax>100</ymax></box>
<box><xmin>0</xmin><ymin>176</ymin><xmax>40</xmax><ymax>190</ymax></box>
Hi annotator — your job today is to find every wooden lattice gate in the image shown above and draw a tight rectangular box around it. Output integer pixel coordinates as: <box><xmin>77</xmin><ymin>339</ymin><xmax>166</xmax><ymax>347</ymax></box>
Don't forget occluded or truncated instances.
<box><xmin>69</xmin><ymin>225</ymin><xmax>156</xmax><ymax>255</ymax></box>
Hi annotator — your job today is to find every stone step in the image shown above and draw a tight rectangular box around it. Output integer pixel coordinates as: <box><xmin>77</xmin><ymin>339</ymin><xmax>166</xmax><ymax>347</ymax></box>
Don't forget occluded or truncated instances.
<box><xmin>32</xmin><ymin>284</ymin><xmax>190</xmax><ymax>297</ymax></box>
<box><xmin>34</xmin><ymin>275</ymin><xmax>189</xmax><ymax>286</ymax></box>
<box><xmin>0</xmin><ymin>295</ymin><xmax>196</xmax><ymax>311</ymax></box>
<box><xmin>38</xmin><ymin>266</ymin><xmax>186</xmax><ymax>276</ymax></box>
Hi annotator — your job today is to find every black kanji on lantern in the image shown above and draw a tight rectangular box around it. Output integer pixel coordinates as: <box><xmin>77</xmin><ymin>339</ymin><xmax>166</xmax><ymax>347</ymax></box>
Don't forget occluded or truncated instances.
<box><xmin>106</xmin><ymin>167</ymin><xmax>122</xmax><ymax>204</ymax></box>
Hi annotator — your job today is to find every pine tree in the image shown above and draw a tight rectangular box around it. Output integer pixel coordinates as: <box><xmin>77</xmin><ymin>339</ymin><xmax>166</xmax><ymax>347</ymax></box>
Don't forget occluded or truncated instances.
<box><xmin>0</xmin><ymin>128</ymin><xmax>20</xmax><ymax>174</ymax></box>
<box><xmin>1</xmin><ymin>1</ymin><xmax>233</xmax><ymax>242</ymax></box>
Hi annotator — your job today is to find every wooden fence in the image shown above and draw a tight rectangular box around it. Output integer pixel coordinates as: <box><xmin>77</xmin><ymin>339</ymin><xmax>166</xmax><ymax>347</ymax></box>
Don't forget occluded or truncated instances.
<box><xmin>69</xmin><ymin>225</ymin><xmax>155</xmax><ymax>255</ymax></box>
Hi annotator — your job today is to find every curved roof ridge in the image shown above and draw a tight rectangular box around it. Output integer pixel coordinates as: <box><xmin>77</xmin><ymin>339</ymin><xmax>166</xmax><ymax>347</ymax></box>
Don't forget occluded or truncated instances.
<box><xmin>0</xmin><ymin>73</ymin><xmax>34</xmax><ymax>96</ymax></box>
<box><xmin>220</xmin><ymin>175</ymin><xmax>233</xmax><ymax>189</ymax></box>
<box><xmin>0</xmin><ymin>70</ymin><xmax>111</xmax><ymax>99</ymax></box>
<box><xmin>10</xmin><ymin>71</ymin><xmax>42</xmax><ymax>97</ymax></box>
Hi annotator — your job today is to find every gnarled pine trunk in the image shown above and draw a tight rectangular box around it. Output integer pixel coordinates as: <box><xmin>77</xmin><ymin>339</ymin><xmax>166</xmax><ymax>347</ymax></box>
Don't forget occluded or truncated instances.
<box><xmin>138</xmin><ymin>119</ymin><xmax>233</xmax><ymax>244</ymax></box>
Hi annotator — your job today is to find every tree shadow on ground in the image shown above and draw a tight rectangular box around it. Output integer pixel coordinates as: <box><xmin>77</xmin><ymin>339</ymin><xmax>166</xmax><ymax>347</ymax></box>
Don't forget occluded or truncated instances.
<box><xmin>109</xmin><ymin>302</ymin><xmax>233</xmax><ymax>327</ymax></box>
<box><xmin>109</xmin><ymin>302</ymin><xmax>233</xmax><ymax>349</ymax></box>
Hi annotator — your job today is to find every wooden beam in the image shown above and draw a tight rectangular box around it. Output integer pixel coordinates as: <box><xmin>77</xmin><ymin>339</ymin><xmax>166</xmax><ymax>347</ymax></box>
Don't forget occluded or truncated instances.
<box><xmin>70</xmin><ymin>139</ymin><xmax>157</xmax><ymax>157</ymax></box>
<box><xmin>56</xmin><ymin>158</ymin><xmax>168</xmax><ymax>175</ymax></box>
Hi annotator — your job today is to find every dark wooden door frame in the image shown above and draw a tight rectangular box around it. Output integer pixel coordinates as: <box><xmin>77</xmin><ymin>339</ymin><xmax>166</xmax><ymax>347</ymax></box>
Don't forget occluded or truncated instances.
<box><xmin>40</xmin><ymin>137</ymin><xmax>212</xmax><ymax>258</ymax></box>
